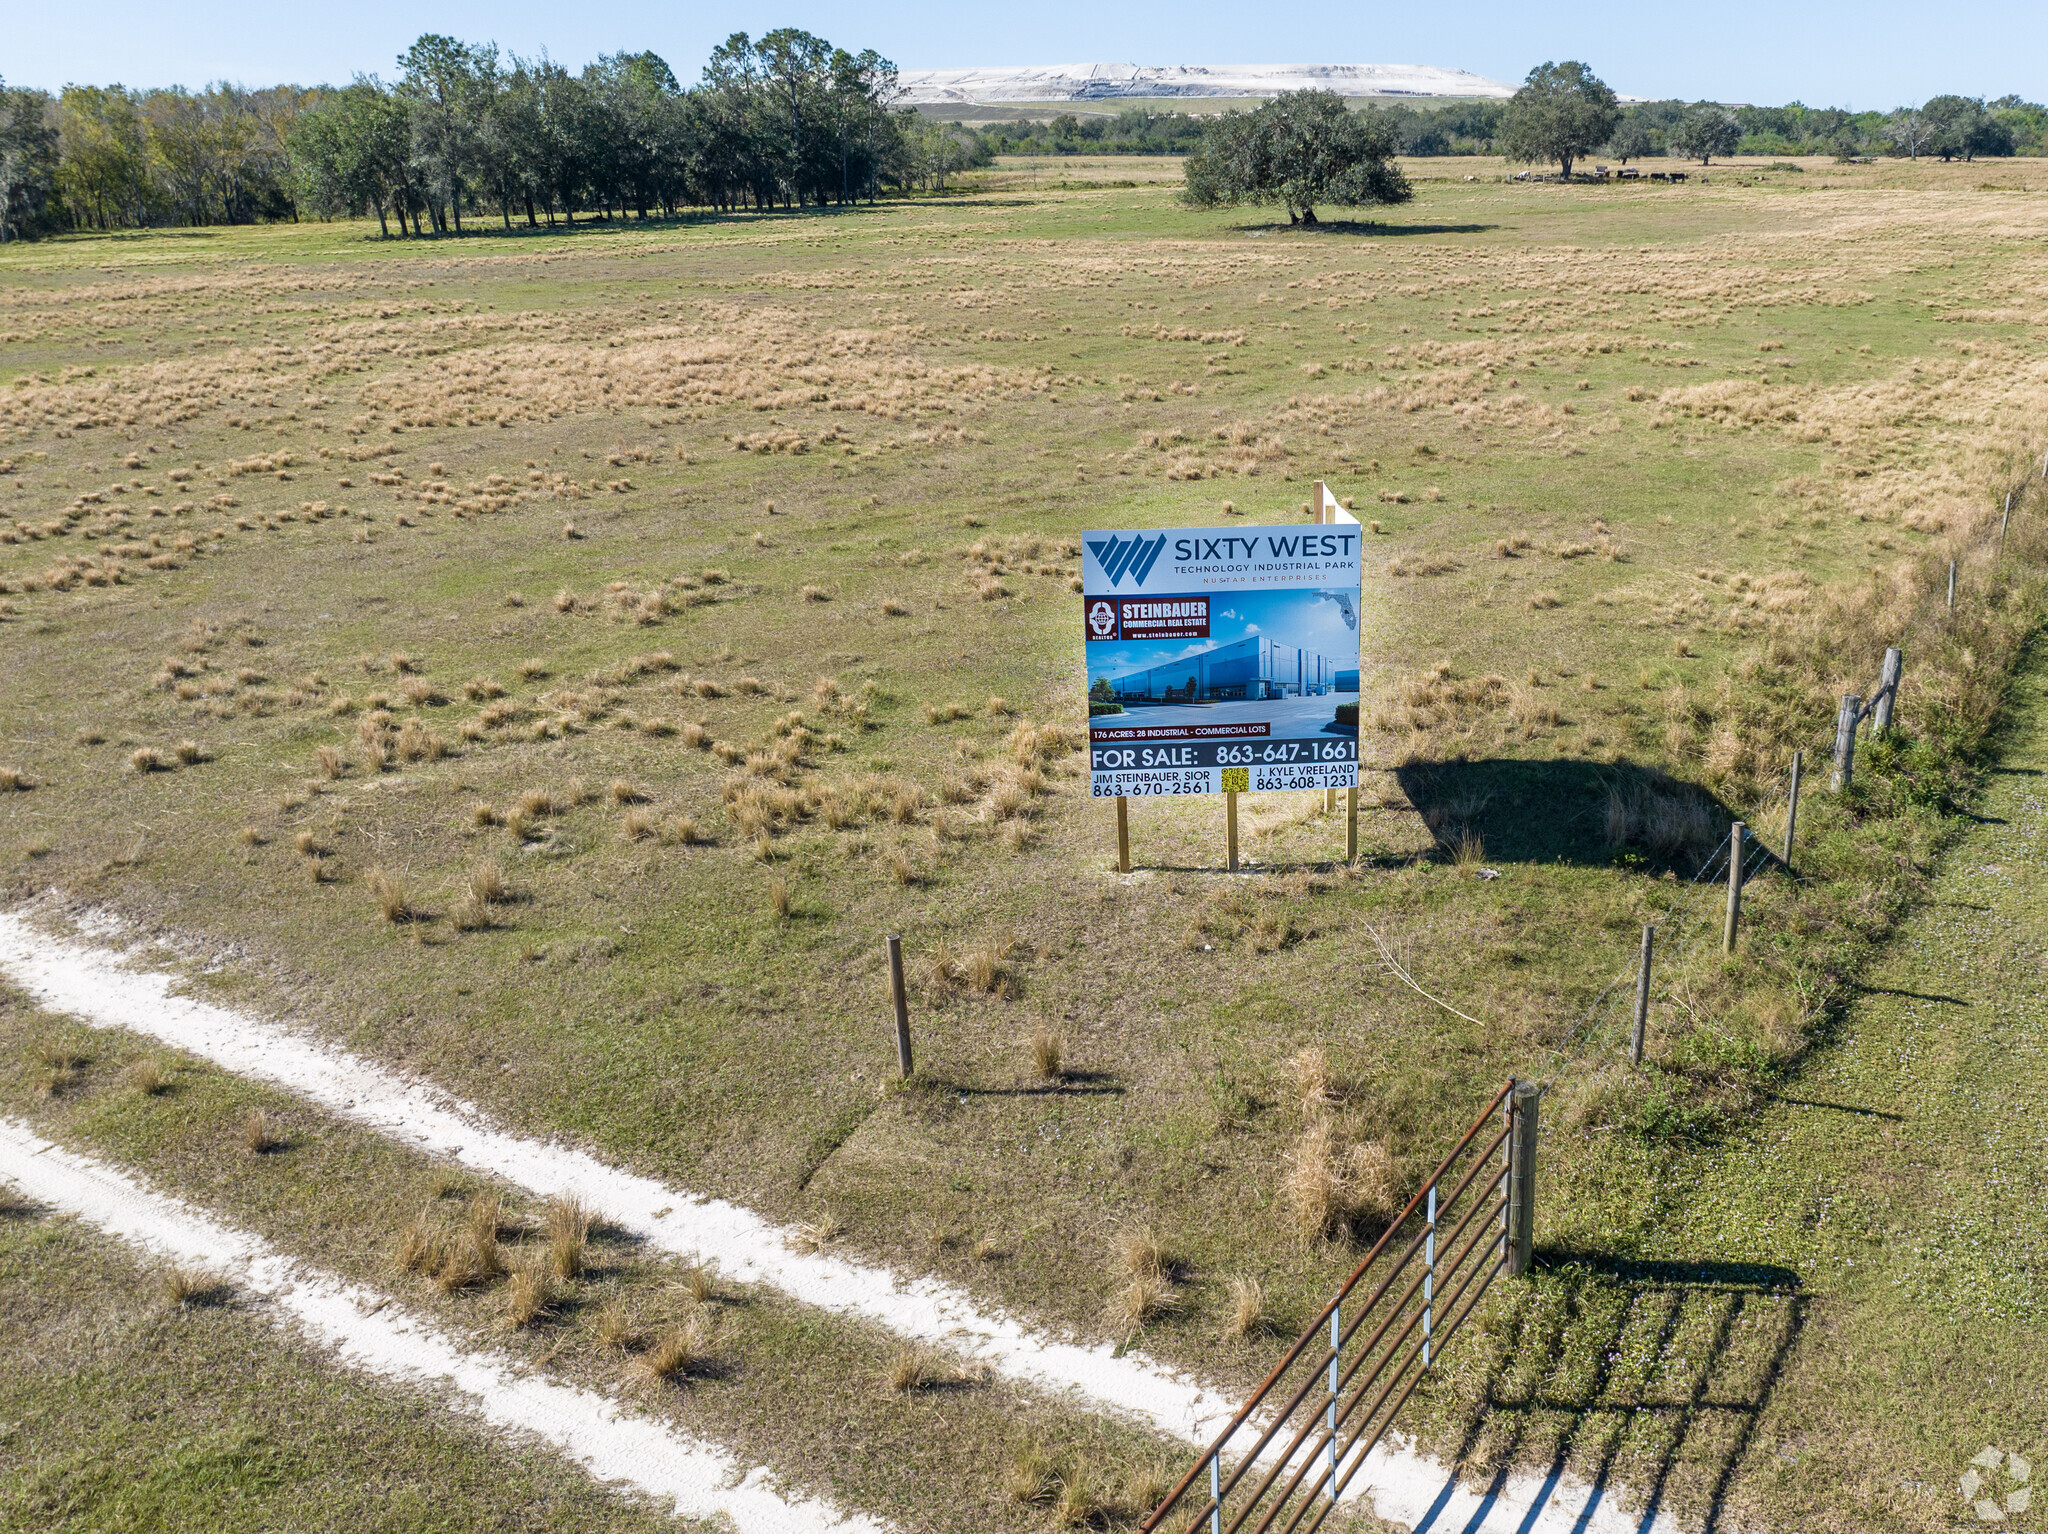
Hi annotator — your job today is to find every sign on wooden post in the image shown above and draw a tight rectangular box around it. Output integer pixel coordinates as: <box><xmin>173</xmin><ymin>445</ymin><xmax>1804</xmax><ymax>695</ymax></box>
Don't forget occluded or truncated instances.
<box><xmin>1083</xmin><ymin>495</ymin><xmax>1362</xmax><ymax>872</ymax></box>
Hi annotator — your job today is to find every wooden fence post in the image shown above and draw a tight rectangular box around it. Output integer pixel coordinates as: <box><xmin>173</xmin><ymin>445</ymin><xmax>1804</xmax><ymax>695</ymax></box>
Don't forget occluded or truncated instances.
<box><xmin>1115</xmin><ymin>795</ymin><xmax>1131</xmax><ymax>874</ymax></box>
<box><xmin>1947</xmin><ymin>560</ymin><xmax>1957</xmax><ymax>610</ymax></box>
<box><xmin>1872</xmin><ymin>648</ymin><xmax>1903</xmax><ymax>736</ymax></box>
<box><xmin>1506</xmin><ymin>1083</ymin><xmax>1541</xmax><ymax>1277</ymax></box>
<box><xmin>1784</xmin><ymin>750</ymin><xmax>1802</xmax><ymax>870</ymax></box>
<box><xmin>1832</xmin><ymin>694</ymin><xmax>1861</xmax><ymax>791</ymax></box>
<box><xmin>1346</xmin><ymin>785</ymin><xmax>1359</xmax><ymax>863</ymax></box>
<box><xmin>1723</xmin><ymin>822</ymin><xmax>1745</xmax><ymax>954</ymax></box>
<box><xmin>1226</xmin><ymin>790</ymin><xmax>1240</xmax><ymax>872</ymax></box>
<box><xmin>886</xmin><ymin>935</ymin><xmax>914</xmax><ymax>1080</ymax></box>
<box><xmin>2002</xmin><ymin>492</ymin><xmax>2013</xmax><ymax>555</ymax></box>
<box><xmin>1631</xmin><ymin>924</ymin><xmax>1654</xmax><ymax>1065</ymax></box>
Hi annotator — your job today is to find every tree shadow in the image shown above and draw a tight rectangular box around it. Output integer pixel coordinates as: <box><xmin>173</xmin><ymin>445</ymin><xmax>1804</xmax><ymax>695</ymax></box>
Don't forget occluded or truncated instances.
<box><xmin>1393</xmin><ymin>757</ymin><xmax>1742</xmax><ymax>873</ymax></box>
<box><xmin>1234</xmin><ymin>218</ymin><xmax>1499</xmax><ymax>237</ymax></box>
<box><xmin>1441</xmin><ymin>1251</ymin><xmax>1804</xmax><ymax>1534</ymax></box>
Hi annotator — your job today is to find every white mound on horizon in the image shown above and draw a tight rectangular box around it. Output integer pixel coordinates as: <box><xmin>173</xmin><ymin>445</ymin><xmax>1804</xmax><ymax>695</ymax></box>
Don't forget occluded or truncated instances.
<box><xmin>897</xmin><ymin>62</ymin><xmax>1516</xmax><ymax>105</ymax></box>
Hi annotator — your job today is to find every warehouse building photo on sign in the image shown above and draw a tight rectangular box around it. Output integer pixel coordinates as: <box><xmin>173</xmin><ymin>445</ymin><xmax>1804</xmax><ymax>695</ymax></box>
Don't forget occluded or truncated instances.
<box><xmin>1083</xmin><ymin>525</ymin><xmax>1362</xmax><ymax>798</ymax></box>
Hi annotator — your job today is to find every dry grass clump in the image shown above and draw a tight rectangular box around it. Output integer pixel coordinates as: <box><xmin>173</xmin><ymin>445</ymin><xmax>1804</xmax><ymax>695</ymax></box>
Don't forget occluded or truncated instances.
<box><xmin>1282</xmin><ymin>1120</ymin><xmax>1398</xmax><ymax>1241</ymax></box>
<box><xmin>800</xmin><ymin>584</ymin><xmax>831</xmax><ymax>603</ymax></box>
<box><xmin>129</xmin><ymin>746</ymin><xmax>169</xmax><ymax>773</ymax></box>
<box><xmin>499</xmin><ymin>1260</ymin><xmax>553</xmax><ymax>1328</ymax></box>
<box><xmin>1289</xmin><ymin>1045</ymin><xmax>1338</xmax><ymax>1118</ymax></box>
<box><xmin>163</xmin><ymin>1266</ymin><xmax>229</xmax><ymax>1309</ymax></box>
<box><xmin>365</xmin><ymin>866</ymin><xmax>411</xmax><ymax>923</ymax></box>
<box><xmin>768</xmin><ymin>876</ymin><xmax>793</xmax><ymax>919</ymax></box>
<box><xmin>1604</xmin><ymin>776</ymin><xmax>1720</xmax><ymax>862</ymax></box>
<box><xmin>123</xmin><ymin>1055</ymin><xmax>174</xmax><ymax>1096</ymax></box>
<box><xmin>1448</xmin><ymin>829</ymin><xmax>1488</xmax><ymax>872</ymax></box>
<box><xmin>1119</xmin><ymin>1226</ymin><xmax>1174</xmax><ymax>1283</ymax></box>
<box><xmin>1028</xmin><ymin>1023</ymin><xmax>1066</xmax><ymax>1079</ymax></box>
<box><xmin>315</xmin><ymin>745</ymin><xmax>345</xmax><ymax>779</ymax></box>
<box><xmin>1109</xmin><ymin>1272</ymin><xmax>1183</xmax><ymax>1329</ymax></box>
<box><xmin>1526</xmin><ymin>590</ymin><xmax>1563</xmax><ymax>610</ymax></box>
<box><xmin>1223</xmin><ymin>1275</ymin><xmax>1270</xmax><ymax>1339</ymax></box>
<box><xmin>886</xmin><ymin>1342</ymin><xmax>987</xmax><ymax>1393</ymax></box>
<box><xmin>467</xmin><ymin>860</ymin><xmax>506</xmax><ymax>905</ymax></box>
<box><xmin>608</xmin><ymin>778</ymin><xmax>643</xmax><ymax>804</ymax></box>
<box><xmin>634</xmin><ymin>1313</ymin><xmax>712</xmax><ymax>1384</ymax></box>
<box><xmin>545</xmin><ymin>1195</ymin><xmax>592</xmax><ymax>1280</ymax></box>
<box><xmin>242</xmin><ymin>1108</ymin><xmax>282</xmax><ymax>1154</ymax></box>
<box><xmin>0</xmin><ymin>768</ymin><xmax>30</xmax><ymax>792</ymax></box>
<box><xmin>394</xmin><ymin>1205</ymin><xmax>447</xmax><ymax>1276</ymax></box>
<box><xmin>791</xmin><ymin>1210</ymin><xmax>843</xmax><ymax>1254</ymax></box>
<box><xmin>593</xmin><ymin>1299</ymin><xmax>637</xmax><ymax>1351</ymax></box>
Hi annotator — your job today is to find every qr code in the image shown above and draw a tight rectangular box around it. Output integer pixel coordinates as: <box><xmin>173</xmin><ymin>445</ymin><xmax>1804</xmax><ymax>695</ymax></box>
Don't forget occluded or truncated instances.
<box><xmin>1220</xmin><ymin>767</ymin><xmax>1250</xmax><ymax>793</ymax></box>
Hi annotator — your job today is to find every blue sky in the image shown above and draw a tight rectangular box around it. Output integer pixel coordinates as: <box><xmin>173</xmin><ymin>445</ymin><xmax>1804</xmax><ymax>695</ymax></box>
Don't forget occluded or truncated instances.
<box><xmin>6</xmin><ymin>0</ymin><xmax>2045</xmax><ymax>107</ymax></box>
<box><xmin>1087</xmin><ymin>589</ymin><xmax>1358</xmax><ymax>687</ymax></box>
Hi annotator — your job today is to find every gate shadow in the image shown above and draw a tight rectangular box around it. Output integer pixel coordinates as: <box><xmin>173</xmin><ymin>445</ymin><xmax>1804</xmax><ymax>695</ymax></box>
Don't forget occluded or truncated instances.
<box><xmin>1431</xmin><ymin>1251</ymin><xmax>1804</xmax><ymax>1534</ymax></box>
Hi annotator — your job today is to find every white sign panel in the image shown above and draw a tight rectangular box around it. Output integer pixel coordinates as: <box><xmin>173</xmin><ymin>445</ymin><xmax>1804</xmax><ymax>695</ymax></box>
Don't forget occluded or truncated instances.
<box><xmin>1083</xmin><ymin>524</ymin><xmax>1362</xmax><ymax>797</ymax></box>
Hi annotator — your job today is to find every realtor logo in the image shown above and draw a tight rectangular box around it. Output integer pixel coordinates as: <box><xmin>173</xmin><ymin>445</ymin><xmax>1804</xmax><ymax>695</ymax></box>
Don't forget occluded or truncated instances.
<box><xmin>1087</xmin><ymin>533</ymin><xmax>1168</xmax><ymax>589</ymax></box>
<box><xmin>1961</xmin><ymin>1446</ymin><xmax>2033</xmax><ymax>1523</ymax></box>
<box><xmin>1086</xmin><ymin>599</ymin><xmax>1118</xmax><ymax>639</ymax></box>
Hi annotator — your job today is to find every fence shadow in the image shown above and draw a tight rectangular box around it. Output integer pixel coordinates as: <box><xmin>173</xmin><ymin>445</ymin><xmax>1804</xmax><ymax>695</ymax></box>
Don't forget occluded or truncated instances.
<box><xmin>1393</xmin><ymin>757</ymin><xmax>1742</xmax><ymax>872</ymax></box>
<box><xmin>1431</xmin><ymin>1250</ymin><xmax>1804</xmax><ymax>1534</ymax></box>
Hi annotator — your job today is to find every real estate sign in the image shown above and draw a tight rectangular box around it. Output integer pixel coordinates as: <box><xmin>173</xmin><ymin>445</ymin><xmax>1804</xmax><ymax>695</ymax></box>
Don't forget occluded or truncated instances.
<box><xmin>1084</xmin><ymin>524</ymin><xmax>1361</xmax><ymax>798</ymax></box>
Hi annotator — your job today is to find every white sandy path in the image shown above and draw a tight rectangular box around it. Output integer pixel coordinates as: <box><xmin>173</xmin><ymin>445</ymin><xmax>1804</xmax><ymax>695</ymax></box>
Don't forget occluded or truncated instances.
<box><xmin>0</xmin><ymin>911</ymin><xmax>1677</xmax><ymax>1534</ymax></box>
<box><xmin>0</xmin><ymin>1117</ymin><xmax>886</xmax><ymax>1534</ymax></box>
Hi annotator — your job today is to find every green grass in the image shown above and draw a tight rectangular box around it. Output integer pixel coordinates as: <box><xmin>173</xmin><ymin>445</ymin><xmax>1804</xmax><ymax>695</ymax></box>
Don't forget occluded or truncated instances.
<box><xmin>0</xmin><ymin>995</ymin><xmax>1175</xmax><ymax>1533</ymax></box>
<box><xmin>0</xmin><ymin>1211</ymin><xmax>695</xmax><ymax>1533</ymax></box>
<box><xmin>3</xmin><ymin>154</ymin><xmax>2048</xmax><ymax>1526</ymax></box>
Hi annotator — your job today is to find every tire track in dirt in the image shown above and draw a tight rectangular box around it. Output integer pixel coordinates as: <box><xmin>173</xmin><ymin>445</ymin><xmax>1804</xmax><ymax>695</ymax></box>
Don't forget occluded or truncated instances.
<box><xmin>0</xmin><ymin>1116</ymin><xmax>887</xmax><ymax>1534</ymax></box>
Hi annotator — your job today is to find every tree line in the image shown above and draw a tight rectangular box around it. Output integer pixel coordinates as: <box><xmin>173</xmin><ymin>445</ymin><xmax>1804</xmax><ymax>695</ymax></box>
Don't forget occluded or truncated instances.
<box><xmin>1499</xmin><ymin>65</ymin><xmax>2040</xmax><ymax>174</ymax></box>
<box><xmin>0</xmin><ymin>29</ymin><xmax>989</xmax><ymax>241</ymax></box>
<box><xmin>956</xmin><ymin>86</ymin><xmax>2046</xmax><ymax>166</ymax></box>
<box><xmin>6</xmin><ymin>40</ymin><xmax>2045</xmax><ymax>242</ymax></box>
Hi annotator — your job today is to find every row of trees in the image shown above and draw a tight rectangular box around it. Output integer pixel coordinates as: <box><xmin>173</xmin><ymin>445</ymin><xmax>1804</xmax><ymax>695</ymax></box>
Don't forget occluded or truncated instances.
<box><xmin>0</xmin><ymin>30</ymin><xmax>990</xmax><ymax>240</ymax></box>
<box><xmin>1613</xmin><ymin>93</ymin><xmax>2036</xmax><ymax>163</ymax></box>
<box><xmin>1500</xmin><ymin>64</ymin><xmax>2038</xmax><ymax>173</ymax></box>
<box><xmin>976</xmin><ymin>86</ymin><xmax>2046</xmax><ymax>168</ymax></box>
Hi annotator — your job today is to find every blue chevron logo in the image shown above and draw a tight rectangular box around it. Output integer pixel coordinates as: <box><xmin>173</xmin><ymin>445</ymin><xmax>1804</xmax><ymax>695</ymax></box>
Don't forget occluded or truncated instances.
<box><xmin>1086</xmin><ymin>533</ymin><xmax>1168</xmax><ymax>588</ymax></box>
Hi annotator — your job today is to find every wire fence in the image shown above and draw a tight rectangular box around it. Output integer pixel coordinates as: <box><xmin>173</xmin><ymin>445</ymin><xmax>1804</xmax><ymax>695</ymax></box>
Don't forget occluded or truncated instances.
<box><xmin>1531</xmin><ymin>455</ymin><xmax>2042</xmax><ymax>1087</ymax></box>
<box><xmin>1144</xmin><ymin>461</ymin><xmax>2047</xmax><ymax>1530</ymax></box>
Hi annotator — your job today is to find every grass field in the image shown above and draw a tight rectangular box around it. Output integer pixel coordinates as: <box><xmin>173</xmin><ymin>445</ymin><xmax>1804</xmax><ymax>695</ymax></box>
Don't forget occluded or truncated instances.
<box><xmin>3</xmin><ymin>153</ymin><xmax>2047</xmax><ymax>1529</ymax></box>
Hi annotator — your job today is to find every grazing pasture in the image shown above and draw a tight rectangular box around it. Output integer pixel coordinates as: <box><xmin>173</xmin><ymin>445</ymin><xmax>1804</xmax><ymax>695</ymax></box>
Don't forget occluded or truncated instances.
<box><xmin>3</xmin><ymin>153</ymin><xmax>2047</xmax><ymax>1531</ymax></box>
